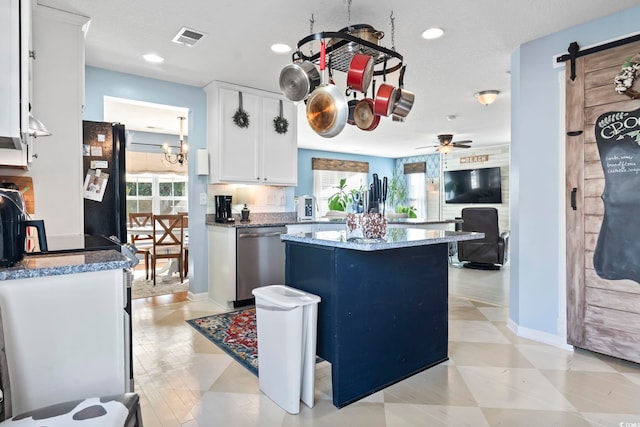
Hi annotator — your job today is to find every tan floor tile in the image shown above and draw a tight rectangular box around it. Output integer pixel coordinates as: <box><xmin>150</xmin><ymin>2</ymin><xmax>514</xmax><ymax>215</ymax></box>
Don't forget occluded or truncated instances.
<box><xmin>580</xmin><ymin>412</ymin><xmax>640</xmax><ymax>427</ymax></box>
<box><xmin>476</xmin><ymin>306</ymin><xmax>509</xmax><ymax>322</ymax></box>
<box><xmin>383</xmin><ymin>364</ymin><xmax>477</xmax><ymax>406</ymax></box>
<box><xmin>456</xmin><ymin>366</ymin><xmax>577</xmax><ymax>411</ymax></box>
<box><xmin>189</xmin><ymin>391</ymin><xmax>287</xmax><ymax>427</ymax></box>
<box><xmin>449</xmin><ymin>320</ymin><xmax>511</xmax><ymax>344</ymax></box>
<box><xmin>516</xmin><ymin>344</ymin><xmax>618</xmax><ymax>372</ymax></box>
<box><xmin>482</xmin><ymin>408</ymin><xmax>592</xmax><ymax>427</ymax></box>
<box><xmin>281</xmin><ymin>400</ymin><xmax>386</xmax><ymax>427</ymax></box>
<box><xmin>209</xmin><ymin>360</ymin><xmax>260</xmax><ymax>394</ymax></box>
<box><xmin>385</xmin><ymin>403</ymin><xmax>491</xmax><ymax>427</ymax></box>
<box><xmin>449</xmin><ymin>306</ymin><xmax>489</xmax><ymax>321</ymax></box>
<box><xmin>541</xmin><ymin>370</ymin><xmax>640</xmax><ymax>414</ymax></box>
<box><xmin>449</xmin><ymin>342</ymin><xmax>535</xmax><ymax>368</ymax></box>
<box><xmin>449</xmin><ymin>296</ymin><xmax>476</xmax><ymax>307</ymax></box>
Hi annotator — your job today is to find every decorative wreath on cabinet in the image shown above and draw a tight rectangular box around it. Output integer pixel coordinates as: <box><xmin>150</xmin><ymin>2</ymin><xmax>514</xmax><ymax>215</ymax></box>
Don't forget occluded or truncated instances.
<box><xmin>233</xmin><ymin>91</ymin><xmax>250</xmax><ymax>128</ymax></box>
<box><xmin>233</xmin><ymin>109</ymin><xmax>250</xmax><ymax>128</ymax></box>
<box><xmin>614</xmin><ymin>54</ymin><xmax>640</xmax><ymax>100</ymax></box>
<box><xmin>273</xmin><ymin>116</ymin><xmax>289</xmax><ymax>134</ymax></box>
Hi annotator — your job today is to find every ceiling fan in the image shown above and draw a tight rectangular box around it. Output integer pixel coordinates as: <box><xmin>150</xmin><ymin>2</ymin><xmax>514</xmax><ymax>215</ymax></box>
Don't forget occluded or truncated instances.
<box><xmin>416</xmin><ymin>134</ymin><xmax>473</xmax><ymax>153</ymax></box>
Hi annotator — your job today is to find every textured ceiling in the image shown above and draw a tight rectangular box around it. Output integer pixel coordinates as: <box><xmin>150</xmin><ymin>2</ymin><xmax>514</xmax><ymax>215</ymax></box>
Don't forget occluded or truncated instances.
<box><xmin>38</xmin><ymin>0</ymin><xmax>640</xmax><ymax>157</ymax></box>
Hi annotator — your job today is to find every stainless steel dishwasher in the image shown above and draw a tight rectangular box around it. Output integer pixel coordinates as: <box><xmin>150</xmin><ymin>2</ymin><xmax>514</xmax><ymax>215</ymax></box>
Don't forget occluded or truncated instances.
<box><xmin>236</xmin><ymin>226</ymin><xmax>287</xmax><ymax>302</ymax></box>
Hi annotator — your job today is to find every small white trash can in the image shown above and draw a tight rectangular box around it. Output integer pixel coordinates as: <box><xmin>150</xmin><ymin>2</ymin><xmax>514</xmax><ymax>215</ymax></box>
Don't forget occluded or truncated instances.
<box><xmin>252</xmin><ymin>285</ymin><xmax>321</xmax><ymax>414</ymax></box>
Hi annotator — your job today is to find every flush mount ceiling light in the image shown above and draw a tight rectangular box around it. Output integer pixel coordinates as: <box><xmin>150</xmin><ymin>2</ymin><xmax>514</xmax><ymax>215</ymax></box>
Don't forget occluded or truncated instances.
<box><xmin>271</xmin><ymin>43</ymin><xmax>292</xmax><ymax>54</ymax></box>
<box><xmin>475</xmin><ymin>90</ymin><xmax>500</xmax><ymax>106</ymax></box>
<box><xmin>143</xmin><ymin>53</ymin><xmax>164</xmax><ymax>64</ymax></box>
<box><xmin>421</xmin><ymin>27</ymin><xmax>444</xmax><ymax>40</ymax></box>
<box><xmin>438</xmin><ymin>144</ymin><xmax>453</xmax><ymax>154</ymax></box>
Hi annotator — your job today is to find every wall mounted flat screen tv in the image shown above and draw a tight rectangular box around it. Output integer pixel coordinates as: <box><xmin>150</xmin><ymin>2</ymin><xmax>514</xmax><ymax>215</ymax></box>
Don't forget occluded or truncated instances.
<box><xmin>444</xmin><ymin>167</ymin><xmax>502</xmax><ymax>204</ymax></box>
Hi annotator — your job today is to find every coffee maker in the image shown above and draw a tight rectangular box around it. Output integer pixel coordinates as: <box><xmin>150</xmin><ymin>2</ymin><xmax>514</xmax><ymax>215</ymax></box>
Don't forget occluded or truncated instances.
<box><xmin>0</xmin><ymin>187</ymin><xmax>48</xmax><ymax>267</ymax></box>
<box><xmin>214</xmin><ymin>195</ymin><xmax>234</xmax><ymax>223</ymax></box>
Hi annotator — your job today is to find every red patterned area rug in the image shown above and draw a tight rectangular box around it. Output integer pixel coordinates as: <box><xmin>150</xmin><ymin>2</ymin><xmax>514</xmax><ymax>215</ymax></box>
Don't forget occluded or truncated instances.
<box><xmin>187</xmin><ymin>308</ymin><xmax>259</xmax><ymax>376</ymax></box>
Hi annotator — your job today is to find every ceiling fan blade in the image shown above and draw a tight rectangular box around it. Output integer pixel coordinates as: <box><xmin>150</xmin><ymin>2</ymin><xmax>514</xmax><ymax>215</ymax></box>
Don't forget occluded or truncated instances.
<box><xmin>415</xmin><ymin>145</ymin><xmax>440</xmax><ymax>149</ymax></box>
<box><xmin>452</xmin><ymin>140</ymin><xmax>472</xmax><ymax>144</ymax></box>
<box><xmin>452</xmin><ymin>143</ymin><xmax>472</xmax><ymax>148</ymax></box>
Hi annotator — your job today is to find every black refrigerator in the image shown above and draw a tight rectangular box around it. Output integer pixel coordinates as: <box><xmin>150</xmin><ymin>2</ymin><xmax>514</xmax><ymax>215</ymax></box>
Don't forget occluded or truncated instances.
<box><xmin>82</xmin><ymin>120</ymin><xmax>134</xmax><ymax>390</ymax></box>
<box><xmin>82</xmin><ymin>121</ymin><xmax>128</xmax><ymax>243</ymax></box>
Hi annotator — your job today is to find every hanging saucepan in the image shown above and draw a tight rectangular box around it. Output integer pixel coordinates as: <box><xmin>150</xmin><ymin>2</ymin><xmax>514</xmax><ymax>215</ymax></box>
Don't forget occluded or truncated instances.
<box><xmin>392</xmin><ymin>65</ymin><xmax>415</xmax><ymax>118</ymax></box>
<box><xmin>279</xmin><ymin>52</ymin><xmax>321</xmax><ymax>102</ymax></box>
<box><xmin>374</xmin><ymin>62</ymin><xmax>398</xmax><ymax>117</ymax></box>
<box><xmin>354</xmin><ymin>80</ymin><xmax>380</xmax><ymax>131</ymax></box>
<box><xmin>347</xmin><ymin>53</ymin><xmax>374</xmax><ymax>94</ymax></box>
<box><xmin>306</xmin><ymin>40</ymin><xmax>348</xmax><ymax>138</ymax></box>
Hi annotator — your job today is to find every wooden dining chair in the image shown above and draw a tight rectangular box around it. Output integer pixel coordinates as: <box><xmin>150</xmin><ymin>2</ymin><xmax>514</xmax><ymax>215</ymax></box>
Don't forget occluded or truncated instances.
<box><xmin>150</xmin><ymin>214</ymin><xmax>185</xmax><ymax>286</ymax></box>
<box><xmin>128</xmin><ymin>212</ymin><xmax>153</xmax><ymax>280</ymax></box>
<box><xmin>180</xmin><ymin>214</ymin><xmax>189</xmax><ymax>277</ymax></box>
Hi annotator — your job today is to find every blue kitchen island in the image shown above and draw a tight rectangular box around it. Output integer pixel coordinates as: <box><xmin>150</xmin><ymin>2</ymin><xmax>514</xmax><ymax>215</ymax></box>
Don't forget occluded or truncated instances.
<box><xmin>281</xmin><ymin>228</ymin><xmax>483</xmax><ymax>408</ymax></box>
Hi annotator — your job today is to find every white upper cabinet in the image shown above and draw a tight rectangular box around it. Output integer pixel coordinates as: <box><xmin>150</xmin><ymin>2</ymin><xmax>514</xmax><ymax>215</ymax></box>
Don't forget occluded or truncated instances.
<box><xmin>205</xmin><ymin>81</ymin><xmax>297</xmax><ymax>186</ymax></box>
<box><xmin>0</xmin><ymin>0</ymin><xmax>30</xmax><ymax>167</ymax></box>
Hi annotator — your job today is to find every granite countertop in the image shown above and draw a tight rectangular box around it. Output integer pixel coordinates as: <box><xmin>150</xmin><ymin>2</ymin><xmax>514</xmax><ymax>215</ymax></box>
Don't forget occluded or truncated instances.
<box><xmin>0</xmin><ymin>249</ymin><xmax>133</xmax><ymax>281</ymax></box>
<box><xmin>206</xmin><ymin>212</ymin><xmax>462</xmax><ymax>228</ymax></box>
<box><xmin>281</xmin><ymin>229</ymin><xmax>484</xmax><ymax>251</ymax></box>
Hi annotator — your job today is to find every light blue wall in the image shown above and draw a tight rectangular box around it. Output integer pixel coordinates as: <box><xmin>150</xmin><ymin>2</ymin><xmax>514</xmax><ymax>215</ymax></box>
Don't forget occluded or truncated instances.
<box><xmin>511</xmin><ymin>7</ymin><xmax>640</xmax><ymax>335</ymax></box>
<box><xmin>296</xmin><ymin>149</ymin><xmax>396</xmax><ymax>195</ymax></box>
<box><xmin>84</xmin><ymin>66</ymin><xmax>209</xmax><ymax>294</ymax></box>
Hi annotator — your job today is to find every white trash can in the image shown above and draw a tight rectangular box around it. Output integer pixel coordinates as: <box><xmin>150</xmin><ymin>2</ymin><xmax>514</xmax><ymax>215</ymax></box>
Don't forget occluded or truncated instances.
<box><xmin>252</xmin><ymin>285</ymin><xmax>321</xmax><ymax>414</ymax></box>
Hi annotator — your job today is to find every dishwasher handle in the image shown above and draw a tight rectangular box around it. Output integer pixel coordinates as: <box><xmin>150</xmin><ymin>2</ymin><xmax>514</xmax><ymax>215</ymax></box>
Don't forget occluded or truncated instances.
<box><xmin>238</xmin><ymin>232</ymin><xmax>284</xmax><ymax>238</ymax></box>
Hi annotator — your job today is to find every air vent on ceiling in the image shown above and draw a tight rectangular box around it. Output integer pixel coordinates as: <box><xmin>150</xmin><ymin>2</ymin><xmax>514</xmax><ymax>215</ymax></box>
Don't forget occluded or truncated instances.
<box><xmin>172</xmin><ymin>27</ymin><xmax>206</xmax><ymax>47</ymax></box>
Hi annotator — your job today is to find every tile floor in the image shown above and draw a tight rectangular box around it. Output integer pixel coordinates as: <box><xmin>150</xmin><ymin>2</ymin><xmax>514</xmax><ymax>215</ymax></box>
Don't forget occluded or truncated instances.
<box><xmin>131</xmin><ymin>265</ymin><xmax>640</xmax><ymax>426</ymax></box>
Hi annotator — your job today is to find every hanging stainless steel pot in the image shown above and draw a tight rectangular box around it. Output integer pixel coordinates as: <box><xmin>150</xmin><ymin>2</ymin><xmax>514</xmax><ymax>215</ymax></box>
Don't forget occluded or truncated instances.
<box><xmin>391</xmin><ymin>66</ymin><xmax>415</xmax><ymax>118</ymax></box>
<box><xmin>279</xmin><ymin>53</ymin><xmax>321</xmax><ymax>102</ymax></box>
<box><xmin>306</xmin><ymin>40</ymin><xmax>348</xmax><ymax>138</ymax></box>
<box><xmin>328</xmin><ymin>24</ymin><xmax>384</xmax><ymax>51</ymax></box>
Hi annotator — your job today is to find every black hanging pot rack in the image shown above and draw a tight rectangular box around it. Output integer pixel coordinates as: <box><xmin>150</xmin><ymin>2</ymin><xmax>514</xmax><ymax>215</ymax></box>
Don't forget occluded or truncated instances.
<box><xmin>294</xmin><ymin>25</ymin><xmax>404</xmax><ymax>77</ymax></box>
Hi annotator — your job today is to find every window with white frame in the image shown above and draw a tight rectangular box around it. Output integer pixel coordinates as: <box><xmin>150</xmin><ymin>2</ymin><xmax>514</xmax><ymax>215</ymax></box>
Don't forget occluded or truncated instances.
<box><xmin>406</xmin><ymin>172</ymin><xmax>427</xmax><ymax>218</ymax></box>
<box><xmin>126</xmin><ymin>173</ymin><xmax>188</xmax><ymax>215</ymax></box>
<box><xmin>311</xmin><ymin>158</ymin><xmax>368</xmax><ymax>216</ymax></box>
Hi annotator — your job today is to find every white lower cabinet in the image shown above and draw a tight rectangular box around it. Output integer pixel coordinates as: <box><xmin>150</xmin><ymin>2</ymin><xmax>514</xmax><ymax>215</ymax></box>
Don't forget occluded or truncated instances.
<box><xmin>207</xmin><ymin>225</ymin><xmax>237</xmax><ymax>308</ymax></box>
<box><xmin>205</xmin><ymin>81</ymin><xmax>297</xmax><ymax>186</ymax></box>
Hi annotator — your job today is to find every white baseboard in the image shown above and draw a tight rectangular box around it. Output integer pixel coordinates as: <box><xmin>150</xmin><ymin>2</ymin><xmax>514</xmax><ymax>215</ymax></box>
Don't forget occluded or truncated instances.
<box><xmin>507</xmin><ymin>318</ymin><xmax>574</xmax><ymax>351</ymax></box>
<box><xmin>187</xmin><ymin>291</ymin><xmax>208</xmax><ymax>301</ymax></box>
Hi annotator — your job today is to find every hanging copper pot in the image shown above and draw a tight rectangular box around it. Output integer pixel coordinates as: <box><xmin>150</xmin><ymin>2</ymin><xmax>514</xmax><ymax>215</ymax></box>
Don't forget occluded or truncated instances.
<box><xmin>354</xmin><ymin>80</ymin><xmax>380</xmax><ymax>131</ymax></box>
<box><xmin>305</xmin><ymin>40</ymin><xmax>348</xmax><ymax>138</ymax></box>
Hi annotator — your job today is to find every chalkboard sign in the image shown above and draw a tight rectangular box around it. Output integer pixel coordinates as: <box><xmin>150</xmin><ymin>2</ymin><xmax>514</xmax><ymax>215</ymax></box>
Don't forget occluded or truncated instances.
<box><xmin>593</xmin><ymin>108</ymin><xmax>640</xmax><ymax>283</ymax></box>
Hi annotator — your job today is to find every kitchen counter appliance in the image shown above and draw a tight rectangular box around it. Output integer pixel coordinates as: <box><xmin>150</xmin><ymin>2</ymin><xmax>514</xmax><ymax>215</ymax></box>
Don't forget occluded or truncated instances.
<box><xmin>215</xmin><ymin>195</ymin><xmax>234</xmax><ymax>223</ymax></box>
<box><xmin>297</xmin><ymin>195</ymin><xmax>316</xmax><ymax>221</ymax></box>
<box><xmin>0</xmin><ymin>186</ymin><xmax>48</xmax><ymax>267</ymax></box>
<box><xmin>236</xmin><ymin>226</ymin><xmax>286</xmax><ymax>305</ymax></box>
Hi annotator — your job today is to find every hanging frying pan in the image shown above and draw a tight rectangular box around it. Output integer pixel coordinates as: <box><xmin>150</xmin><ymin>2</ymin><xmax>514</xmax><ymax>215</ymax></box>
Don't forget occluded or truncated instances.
<box><xmin>279</xmin><ymin>52</ymin><xmax>320</xmax><ymax>102</ymax></box>
<box><xmin>354</xmin><ymin>80</ymin><xmax>380</xmax><ymax>131</ymax></box>
<box><xmin>305</xmin><ymin>40</ymin><xmax>348</xmax><ymax>138</ymax></box>
<box><xmin>347</xmin><ymin>53</ymin><xmax>374</xmax><ymax>94</ymax></box>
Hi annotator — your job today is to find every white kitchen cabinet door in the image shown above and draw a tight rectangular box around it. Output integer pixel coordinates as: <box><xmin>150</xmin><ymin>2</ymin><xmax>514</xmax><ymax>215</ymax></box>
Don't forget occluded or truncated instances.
<box><xmin>261</xmin><ymin>96</ymin><xmax>297</xmax><ymax>186</ymax></box>
<box><xmin>218</xmin><ymin>87</ymin><xmax>261</xmax><ymax>183</ymax></box>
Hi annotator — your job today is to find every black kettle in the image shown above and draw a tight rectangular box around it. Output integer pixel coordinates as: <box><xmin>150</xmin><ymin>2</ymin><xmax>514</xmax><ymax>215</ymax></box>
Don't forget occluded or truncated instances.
<box><xmin>0</xmin><ymin>187</ymin><xmax>48</xmax><ymax>267</ymax></box>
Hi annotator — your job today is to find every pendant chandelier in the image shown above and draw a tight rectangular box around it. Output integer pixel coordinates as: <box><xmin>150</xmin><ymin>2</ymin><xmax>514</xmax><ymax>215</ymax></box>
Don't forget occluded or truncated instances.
<box><xmin>162</xmin><ymin>116</ymin><xmax>188</xmax><ymax>166</ymax></box>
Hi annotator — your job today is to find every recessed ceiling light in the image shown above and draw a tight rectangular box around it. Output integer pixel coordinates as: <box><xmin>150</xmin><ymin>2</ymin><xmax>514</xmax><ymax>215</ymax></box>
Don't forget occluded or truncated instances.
<box><xmin>271</xmin><ymin>43</ymin><xmax>292</xmax><ymax>54</ymax></box>
<box><xmin>421</xmin><ymin>27</ymin><xmax>444</xmax><ymax>40</ymax></box>
<box><xmin>143</xmin><ymin>53</ymin><xmax>164</xmax><ymax>64</ymax></box>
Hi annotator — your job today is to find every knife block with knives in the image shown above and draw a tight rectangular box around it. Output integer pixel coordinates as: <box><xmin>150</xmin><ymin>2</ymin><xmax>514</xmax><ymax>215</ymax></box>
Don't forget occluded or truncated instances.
<box><xmin>368</xmin><ymin>174</ymin><xmax>388</xmax><ymax>215</ymax></box>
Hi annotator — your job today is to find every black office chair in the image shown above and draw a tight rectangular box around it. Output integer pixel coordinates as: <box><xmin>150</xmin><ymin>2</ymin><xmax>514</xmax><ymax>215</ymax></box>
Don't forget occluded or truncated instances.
<box><xmin>457</xmin><ymin>207</ymin><xmax>509</xmax><ymax>270</ymax></box>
